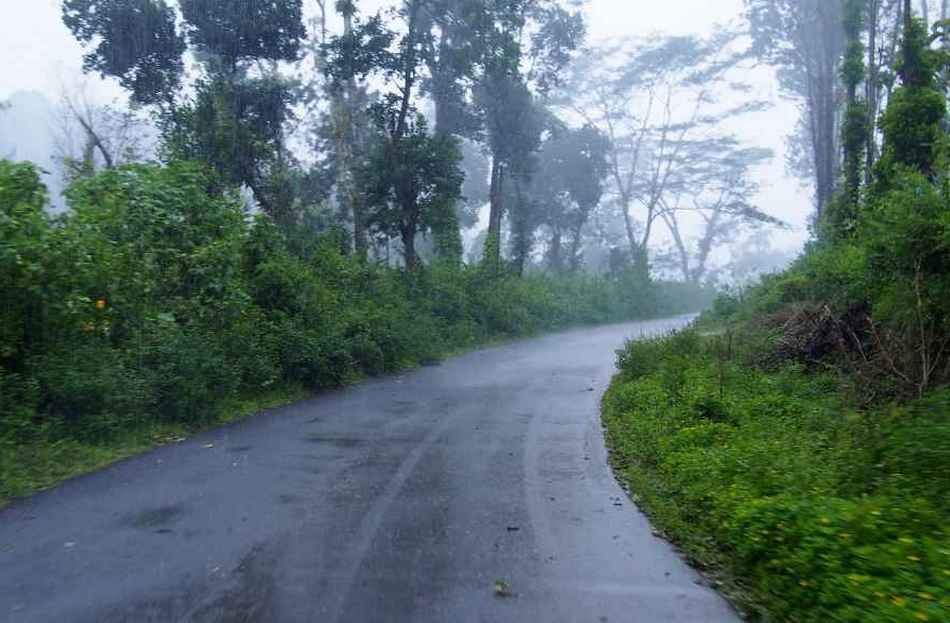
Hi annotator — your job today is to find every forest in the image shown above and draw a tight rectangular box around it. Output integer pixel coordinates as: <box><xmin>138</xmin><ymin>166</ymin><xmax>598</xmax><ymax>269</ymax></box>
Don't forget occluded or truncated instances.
<box><xmin>0</xmin><ymin>1</ymin><xmax>745</xmax><ymax>501</ymax></box>
<box><xmin>604</xmin><ymin>1</ymin><xmax>950</xmax><ymax>621</ymax></box>
<box><xmin>1</xmin><ymin>0</ymin><xmax>949</xmax><ymax>621</ymax></box>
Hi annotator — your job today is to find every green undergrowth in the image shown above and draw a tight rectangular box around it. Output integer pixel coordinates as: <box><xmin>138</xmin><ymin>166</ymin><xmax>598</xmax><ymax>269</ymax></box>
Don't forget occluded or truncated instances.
<box><xmin>0</xmin><ymin>384</ymin><xmax>309</xmax><ymax>506</ymax></box>
<box><xmin>603</xmin><ymin>330</ymin><xmax>950</xmax><ymax>622</ymax></box>
<box><xmin>1</xmin><ymin>159</ymin><xmax>710</xmax><ymax>506</ymax></box>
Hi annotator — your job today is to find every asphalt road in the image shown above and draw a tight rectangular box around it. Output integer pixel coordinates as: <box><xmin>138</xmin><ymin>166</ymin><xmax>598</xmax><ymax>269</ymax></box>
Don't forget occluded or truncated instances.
<box><xmin>0</xmin><ymin>316</ymin><xmax>738</xmax><ymax>623</ymax></box>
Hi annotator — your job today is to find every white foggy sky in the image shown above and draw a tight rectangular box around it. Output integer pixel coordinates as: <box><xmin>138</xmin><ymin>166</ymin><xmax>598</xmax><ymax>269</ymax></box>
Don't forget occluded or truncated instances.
<box><xmin>0</xmin><ymin>0</ymin><xmax>810</xmax><ymax>254</ymax></box>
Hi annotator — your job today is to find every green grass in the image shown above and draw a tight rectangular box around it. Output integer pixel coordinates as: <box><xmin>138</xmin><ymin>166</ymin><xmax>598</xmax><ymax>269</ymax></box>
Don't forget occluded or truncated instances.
<box><xmin>602</xmin><ymin>331</ymin><xmax>950</xmax><ymax>622</ymax></box>
<box><xmin>0</xmin><ymin>383</ymin><xmax>309</xmax><ymax>507</ymax></box>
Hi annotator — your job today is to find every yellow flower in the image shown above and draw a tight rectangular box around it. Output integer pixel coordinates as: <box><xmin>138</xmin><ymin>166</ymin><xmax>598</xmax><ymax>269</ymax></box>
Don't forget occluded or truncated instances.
<box><xmin>95</xmin><ymin>298</ymin><xmax>108</xmax><ymax>311</ymax></box>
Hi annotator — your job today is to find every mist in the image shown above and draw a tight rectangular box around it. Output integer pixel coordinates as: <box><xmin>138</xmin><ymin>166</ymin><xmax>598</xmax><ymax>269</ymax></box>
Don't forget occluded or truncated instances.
<box><xmin>1</xmin><ymin>0</ymin><xmax>814</xmax><ymax>283</ymax></box>
<box><xmin>3</xmin><ymin>3</ymin><xmax>950</xmax><ymax>623</ymax></box>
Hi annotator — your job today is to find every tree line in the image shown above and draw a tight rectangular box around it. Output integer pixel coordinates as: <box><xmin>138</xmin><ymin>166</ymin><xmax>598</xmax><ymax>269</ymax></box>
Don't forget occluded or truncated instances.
<box><xmin>2</xmin><ymin>0</ymin><xmax>729</xmax><ymax>498</ymax></box>
<box><xmin>51</xmin><ymin>0</ymin><xmax>782</xmax><ymax>281</ymax></box>
<box><xmin>740</xmin><ymin>0</ymin><xmax>950</xmax><ymax>397</ymax></box>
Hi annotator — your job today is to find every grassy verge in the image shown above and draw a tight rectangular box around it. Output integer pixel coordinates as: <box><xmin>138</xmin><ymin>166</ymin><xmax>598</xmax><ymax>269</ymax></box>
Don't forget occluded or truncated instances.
<box><xmin>3</xmin><ymin>160</ymin><xmax>713</xmax><ymax>508</ymax></box>
<box><xmin>602</xmin><ymin>329</ymin><xmax>950</xmax><ymax>622</ymax></box>
<box><xmin>0</xmin><ymin>311</ymin><xmax>689</xmax><ymax>508</ymax></box>
<box><xmin>0</xmin><ymin>384</ymin><xmax>308</xmax><ymax>507</ymax></box>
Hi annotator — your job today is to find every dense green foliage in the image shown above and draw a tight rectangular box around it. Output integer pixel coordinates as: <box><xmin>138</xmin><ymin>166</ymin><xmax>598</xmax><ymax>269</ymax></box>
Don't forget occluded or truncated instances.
<box><xmin>0</xmin><ymin>160</ymin><xmax>709</xmax><ymax>503</ymax></box>
<box><xmin>62</xmin><ymin>0</ymin><xmax>186</xmax><ymax>105</ymax></box>
<box><xmin>603</xmin><ymin>8</ymin><xmax>950</xmax><ymax>620</ymax></box>
<box><xmin>604</xmin><ymin>331</ymin><xmax>949</xmax><ymax>622</ymax></box>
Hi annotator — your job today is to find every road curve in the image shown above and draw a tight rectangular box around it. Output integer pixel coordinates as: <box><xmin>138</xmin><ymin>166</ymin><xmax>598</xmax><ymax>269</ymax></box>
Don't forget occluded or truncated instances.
<box><xmin>0</xmin><ymin>316</ymin><xmax>738</xmax><ymax>623</ymax></box>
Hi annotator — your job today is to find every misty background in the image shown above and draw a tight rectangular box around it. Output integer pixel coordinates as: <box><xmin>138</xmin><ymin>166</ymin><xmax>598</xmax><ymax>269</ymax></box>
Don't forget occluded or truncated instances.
<box><xmin>1</xmin><ymin>0</ymin><xmax>813</xmax><ymax>282</ymax></box>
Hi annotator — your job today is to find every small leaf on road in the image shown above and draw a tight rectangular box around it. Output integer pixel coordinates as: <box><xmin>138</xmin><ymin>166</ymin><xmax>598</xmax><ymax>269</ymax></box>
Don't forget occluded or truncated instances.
<box><xmin>494</xmin><ymin>580</ymin><xmax>514</xmax><ymax>598</ymax></box>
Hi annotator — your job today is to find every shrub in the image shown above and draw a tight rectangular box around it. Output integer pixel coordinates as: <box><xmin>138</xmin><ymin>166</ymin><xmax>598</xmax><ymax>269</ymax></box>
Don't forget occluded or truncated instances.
<box><xmin>603</xmin><ymin>331</ymin><xmax>949</xmax><ymax>622</ymax></box>
<box><xmin>0</xmin><ymin>158</ymin><xmax>709</xmax><ymax>501</ymax></box>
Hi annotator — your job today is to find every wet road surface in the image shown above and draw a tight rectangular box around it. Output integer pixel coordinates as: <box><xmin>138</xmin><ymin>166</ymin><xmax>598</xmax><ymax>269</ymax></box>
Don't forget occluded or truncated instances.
<box><xmin>0</xmin><ymin>316</ymin><xmax>738</xmax><ymax>622</ymax></box>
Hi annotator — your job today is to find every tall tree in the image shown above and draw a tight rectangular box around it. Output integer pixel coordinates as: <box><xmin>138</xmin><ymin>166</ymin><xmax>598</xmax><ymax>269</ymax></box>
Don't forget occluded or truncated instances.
<box><xmin>657</xmin><ymin>142</ymin><xmax>781</xmax><ymax>283</ymax></box>
<box><xmin>54</xmin><ymin>89</ymin><xmax>150</xmax><ymax>183</ymax></box>
<box><xmin>746</xmin><ymin>0</ymin><xmax>846</xmax><ymax>217</ymax></box>
<box><xmin>564</xmin><ymin>29</ymin><xmax>764</xmax><ymax>275</ymax></box>
<box><xmin>178</xmin><ymin>0</ymin><xmax>306</xmax><ymax>72</ymax></box>
<box><xmin>321</xmin><ymin>0</ymin><xmax>391</xmax><ymax>256</ymax></box>
<box><xmin>338</xmin><ymin>0</ymin><xmax>465</xmax><ymax>270</ymax></box>
<box><xmin>62</xmin><ymin>0</ymin><xmax>186</xmax><ymax>106</ymax></box>
<box><xmin>478</xmin><ymin>71</ymin><xmax>544</xmax><ymax>271</ymax></box>
<box><xmin>529</xmin><ymin>122</ymin><xmax>610</xmax><ymax>273</ymax></box>
<box><xmin>416</xmin><ymin>0</ymin><xmax>492</xmax><ymax>261</ymax></box>
<box><xmin>475</xmin><ymin>0</ymin><xmax>585</xmax><ymax>270</ymax></box>
<box><xmin>64</xmin><ymin>0</ymin><xmax>308</xmax><ymax>220</ymax></box>
<box><xmin>839</xmin><ymin>0</ymin><xmax>869</xmax><ymax>229</ymax></box>
<box><xmin>875</xmin><ymin>0</ymin><xmax>947</xmax><ymax>183</ymax></box>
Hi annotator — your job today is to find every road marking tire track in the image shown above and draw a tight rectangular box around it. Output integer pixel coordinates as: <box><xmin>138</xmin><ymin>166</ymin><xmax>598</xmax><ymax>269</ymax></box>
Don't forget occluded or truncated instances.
<box><xmin>325</xmin><ymin>410</ymin><xmax>460</xmax><ymax>623</ymax></box>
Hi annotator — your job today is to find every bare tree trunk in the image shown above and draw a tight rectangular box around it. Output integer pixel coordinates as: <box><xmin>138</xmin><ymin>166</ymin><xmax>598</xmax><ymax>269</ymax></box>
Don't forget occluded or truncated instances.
<box><xmin>620</xmin><ymin>196</ymin><xmax>638</xmax><ymax>259</ymax></box>
<box><xmin>68</xmin><ymin>100</ymin><xmax>115</xmax><ymax>169</ymax></box>
<box><xmin>485</xmin><ymin>158</ymin><xmax>505</xmax><ymax>268</ymax></box>
<box><xmin>816</xmin><ymin>51</ymin><xmax>838</xmax><ymax>216</ymax></box>
<box><xmin>568</xmin><ymin>224</ymin><xmax>584</xmax><ymax>272</ymax></box>
<box><xmin>548</xmin><ymin>226</ymin><xmax>563</xmax><ymax>273</ymax></box>
<box><xmin>866</xmin><ymin>0</ymin><xmax>882</xmax><ymax>184</ymax></box>
<box><xmin>336</xmin><ymin>2</ymin><xmax>368</xmax><ymax>258</ymax></box>
<box><xmin>661</xmin><ymin>211</ymin><xmax>691</xmax><ymax>282</ymax></box>
<box><xmin>402</xmin><ymin>223</ymin><xmax>418</xmax><ymax>271</ymax></box>
<box><xmin>429</xmin><ymin>27</ymin><xmax>463</xmax><ymax>263</ymax></box>
<box><xmin>510</xmin><ymin>176</ymin><xmax>530</xmax><ymax>276</ymax></box>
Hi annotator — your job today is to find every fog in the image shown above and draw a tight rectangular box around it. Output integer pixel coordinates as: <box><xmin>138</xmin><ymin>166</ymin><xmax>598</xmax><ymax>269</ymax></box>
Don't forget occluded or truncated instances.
<box><xmin>0</xmin><ymin>0</ymin><xmax>817</xmax><ymax>284</ymax></box>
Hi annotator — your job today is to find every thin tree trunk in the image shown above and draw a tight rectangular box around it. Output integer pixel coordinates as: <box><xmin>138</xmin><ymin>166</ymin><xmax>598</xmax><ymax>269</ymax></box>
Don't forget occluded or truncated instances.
<box><xmin>511</xmin><ymin>176</ymin><xmax>529</xmax><ymax>276</ymax></box>
<box><xmin>661</xmin><ymin>211</ymin><xmax>691</xmax><ymax>282</ymax></box>
<box><xmin>338</xmin><ymin>3</ymin><xmax>368</xmax><ymax>258</ymax></box>
<box><xmin>486</xmin><ymin>158</ymin><xmax>505</xmax><ymax>267</ymax></box>
<box><xmin>548</xmin><ymin>227</ymin><xmax>563</xmax><ymax>273</ymax></box>
<box><xmin>74</xmin><ymin>115</ymin><xmax>114</xmax><ymax>169</ymax></box>
<box><xmin>866</xmin><ymin>0</ymin><xmax>881</xmax><ymax>184</ymax></box>
<box><xmin>402</xmin><ymin>221</ymin><xmax>418</xmax><ymax>271</ymax></box>
<box><xmin>568</xmin><ymin>224</ymin><xmax>584</xmax><ymax>272</ymax></box>
<box><xmin>429</xmin><ymin>27</ymin><xmax>462</xmax><ymax>263</ymax></box>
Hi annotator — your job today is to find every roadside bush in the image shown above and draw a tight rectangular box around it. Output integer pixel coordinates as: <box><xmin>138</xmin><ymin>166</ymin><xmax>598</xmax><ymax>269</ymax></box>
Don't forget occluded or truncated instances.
<box><xmin>32</xmin><ymin>340</ymin><xmax>154</xmax><ymax>438</ymax></box>
<box><xmin>0</xmin><ymin>158</ymin><xmax>708</xmax><ymax>502</ymax></box>
<box><xmin>603</xmin><ymin>333</ymin><xmax>950</xmax><ymax>622</ymax></box>
<box><xmin>730</xmin><ymin>495</ymin><xmax>949</xmax><ymax>623</ymax></box>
